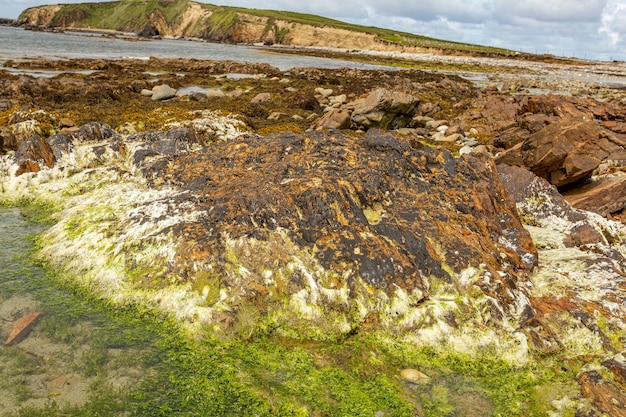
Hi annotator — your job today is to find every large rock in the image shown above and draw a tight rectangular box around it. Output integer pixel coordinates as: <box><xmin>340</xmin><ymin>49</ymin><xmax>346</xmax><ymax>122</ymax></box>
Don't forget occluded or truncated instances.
<box><xmin>152</xmin><ymin>129</ymin><xmax>538</xmax><ymax>333</ymax></box>
<box><xmin>14</xmin><ymin>135</ymin><xmax>55</xmax><ymax>175</ymax></box>
<box><xmin>495</xmin><ymin>119</ymin><xmax>619</xmax><ymax>187</ymax></box>
<box><xmin>562</xmin><ymin>175</ymin><xmax>626</xmax><ymax>217</ymax></box>
<box><xmin>351</xmin><ymin>88</ymin><xmax>418</xmax><ymax>129</ymax></box>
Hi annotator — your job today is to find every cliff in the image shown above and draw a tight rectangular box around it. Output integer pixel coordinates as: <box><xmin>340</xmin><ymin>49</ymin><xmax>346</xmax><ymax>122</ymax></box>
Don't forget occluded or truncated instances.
<box><xmin>17</xmin><ymin>0</ymin><xmax>512</xmax><ymax>55</ymax></box>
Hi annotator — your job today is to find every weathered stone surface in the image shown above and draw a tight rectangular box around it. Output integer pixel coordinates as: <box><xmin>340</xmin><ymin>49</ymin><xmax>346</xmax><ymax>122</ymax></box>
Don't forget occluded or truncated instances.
<box><xmin>576</xmin><ymin>371</ymin><xmax>626</xmax><ymax>417</ymax></box>
<box><xmin>151</xmin><ymin>84</ymin><xmax>177</xmax><ymax>101</ymax></box>
<box><xmin>160</xmin><ymin>130</ymin><xmax>536</xmax><ymax>319</ymax></box>
<box><xmin>14</xmin><ymin>135</ymin><xmax>55</xmax><ymax>175</ymax></box>
<box><xmin>562</xmin><ymin>175</ymin><xmax>626</xmax><ymax>217</ymax></box>
<box><xmin>311</xmin><ymin>109</ymin><xmax>351</xmax><ymax>130</ymax></box>
<box><xmin>46</xmin><ymin>133</ymin><xmax>74</xmax><ymax>159</ymax></box>
<box><xmin>251</xmin><ymin>92</ymin><xmax>271</xmax><ymax>104</ymax></box>
<box><xmin>496</xmin><ymin>119</ymin><xmax>616</xmax><ymax>187</ymax></box>
<box><xmin>351</xmin><ymin>88</ymin><xmax>418</xmax><ymax>129</ymax></box>
<box><xmin>499</xmin><ymin>162</ymin><xmax>626</xmax><ymax>356</ymax></box>
<box><xmin>4</xmin><ymin>311</ymin><xmax>42</xmax><ymax>346</ymax></box>
<box><xmin>72</xmin><ymin>122</ymin><xmax>119</xmax><ymax>143</ymax></box>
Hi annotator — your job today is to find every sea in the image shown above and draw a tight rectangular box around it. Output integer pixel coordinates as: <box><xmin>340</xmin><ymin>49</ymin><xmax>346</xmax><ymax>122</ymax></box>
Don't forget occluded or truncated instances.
<box><xmin>0</xmin><ymin>25</ymin><xmax>390</xmax><ymax>71</ymax></box>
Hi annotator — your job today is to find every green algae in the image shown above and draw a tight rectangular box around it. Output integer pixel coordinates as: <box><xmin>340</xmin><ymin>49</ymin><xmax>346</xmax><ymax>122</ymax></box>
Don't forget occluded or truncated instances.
<box><xmin>0</xmin><ymin>199</ymin><xmax>598</xmax><ymax>416</ymax></box>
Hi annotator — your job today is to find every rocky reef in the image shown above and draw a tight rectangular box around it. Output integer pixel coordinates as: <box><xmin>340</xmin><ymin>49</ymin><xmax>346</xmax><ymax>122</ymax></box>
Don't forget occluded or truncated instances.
<box><xmin>2</xmin><ymin>55</ymin><xmax>626</xmax><ymax>416</ymax></box>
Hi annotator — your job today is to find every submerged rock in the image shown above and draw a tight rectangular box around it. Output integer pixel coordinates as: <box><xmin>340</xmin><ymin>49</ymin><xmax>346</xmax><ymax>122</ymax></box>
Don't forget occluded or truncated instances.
<box><xmin>4</xmin><ymin>311</ymin><xmax>42</xmax><ymax>346</ymax></box>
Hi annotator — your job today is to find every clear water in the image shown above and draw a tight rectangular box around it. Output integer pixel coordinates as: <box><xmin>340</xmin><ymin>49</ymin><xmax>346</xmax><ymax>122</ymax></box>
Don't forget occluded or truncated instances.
<box><xmin>0</xmin><ymin>25</ymin><xmax>390</xmax><ymax>71</ymax></box>
<box><xmin>0</xmin><ymin>208</ymin><xmax>160</xmax><ymax>415</ymax></box>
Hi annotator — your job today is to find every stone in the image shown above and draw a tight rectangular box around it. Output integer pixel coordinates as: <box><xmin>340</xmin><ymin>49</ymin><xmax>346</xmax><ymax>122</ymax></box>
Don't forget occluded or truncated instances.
<box><xmin>576</xmin><ymin>371</ymin><xmax>626</xmax><ymax>417</ymax></box>
<box><xmin>14</xmin><ymin>135</ymin><xmax>55</xmax><ymax>173</ymax></box>
<box><xmin>4</xmin><ymin>311</ymin><xmax>42</xmax><ymax>346</ymax></box>
<box><xmin>351</xmin><ymin>88</ymin><xmax>418</xmax><ymax>130</ymax></box>
<box><xmin>562</xmin><ymin>175</ymin><xmax>626</xmax><ymax>217</ymax></box>
<box><xmin>158</xmin><ymin>130</ymin><xmax>537</xmax><ymax>330</ymax></box>
<box><xmin>268</xmin><ymin>112</ymin><xmax>287</xmax><ymax>121</ymax></box>
<box><xmin>46</xmin><ymin>133</ymin><xmax>74</xmax><ymax>159</ymax></box>
<box><xmin>315</xmin><ymin>87</ymin><xmax>333</xmax><ymax>97</ymax></box>
<box><xmin>71</xmin><ymin>122</ymin><xmax>119</xmax><ymax>143</ymax></box>
<box><xmin>410</xmin><ymin>115</ymin><xmax>435</xmax><ymax>128</ymax></box>
<box><xmin>151</xmin><ymin>84</ymin><xmax>176</xmax><ymax>101</ymax></box>
<box><xmin>495</xmin><ymin>119</ymin><xmax>616</xmax><ymax>187</ymax></box>
<box><xmin>251</xmin><ymin>92</ymin><xmax>271</xmax><ymax>104</ymax></box>
<box><xmin>311</xmin><ymin>109</ymin><xmax>352</xmax><ymax>130</ymax></box>
<box><xmin>400</xmin><ymin>369</ymin><xmax>430</xmax><ymax>385</ymax></box>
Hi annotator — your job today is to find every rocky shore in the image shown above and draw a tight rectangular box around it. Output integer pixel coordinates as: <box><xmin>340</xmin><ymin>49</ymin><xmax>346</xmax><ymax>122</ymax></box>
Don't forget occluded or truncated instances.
<box><xmin>2</xmin><ymin>55</ymin><xmax>626</xmax><ymax>416</ymax></box>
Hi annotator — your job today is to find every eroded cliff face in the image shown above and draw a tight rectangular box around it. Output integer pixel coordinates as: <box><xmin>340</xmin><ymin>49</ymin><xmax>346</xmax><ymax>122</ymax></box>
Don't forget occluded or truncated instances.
<box><xmin>17</xmin><ymin>1</ymin><xmax>424</xmax><ymax>52</ymax></box>
<box><xmin>18</xmin><ymin>5</ymin><xmax>61</xmax><ymax>27</ymax></box>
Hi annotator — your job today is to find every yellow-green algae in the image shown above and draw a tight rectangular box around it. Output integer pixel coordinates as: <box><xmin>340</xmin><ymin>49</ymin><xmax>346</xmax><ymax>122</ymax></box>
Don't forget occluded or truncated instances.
<box><xmin>2</xmin><ymin>118</ymin><xmax>622</xmax><ymax>415</ymax></box>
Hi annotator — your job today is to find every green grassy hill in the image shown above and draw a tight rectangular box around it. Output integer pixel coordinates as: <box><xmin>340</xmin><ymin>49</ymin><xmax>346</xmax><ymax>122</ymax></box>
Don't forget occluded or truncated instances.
<box><xmin>18</xmin><ymin>0</ymin><xmax>515</xmax><ymax>56</ymax></box>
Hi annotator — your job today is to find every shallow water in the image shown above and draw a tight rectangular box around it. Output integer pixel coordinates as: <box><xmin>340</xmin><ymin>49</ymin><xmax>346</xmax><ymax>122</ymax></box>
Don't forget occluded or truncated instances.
<box><xmin>0</xmin><ymin>26</ymin><xmax>391</xmax><ymax>71</ymax></box>
<box><xmin>0</xmin><ymin>207</ymin><xmax>159</xmax><ymax>415</ymax></box>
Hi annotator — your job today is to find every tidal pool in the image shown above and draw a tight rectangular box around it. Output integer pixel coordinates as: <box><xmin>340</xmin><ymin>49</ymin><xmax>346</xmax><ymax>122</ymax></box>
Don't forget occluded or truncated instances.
<box><xmin>0</xmin><ymin>207</ymin><xmax>162</xmax><ymax>416</ymax></box>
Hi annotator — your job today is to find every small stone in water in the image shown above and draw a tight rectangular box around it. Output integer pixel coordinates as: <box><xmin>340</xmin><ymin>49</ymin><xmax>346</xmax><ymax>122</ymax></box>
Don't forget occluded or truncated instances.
<box><xmin>400</xmin><ymin>368</ymin><xmax>430</xmax><ymax>385</ymax></box>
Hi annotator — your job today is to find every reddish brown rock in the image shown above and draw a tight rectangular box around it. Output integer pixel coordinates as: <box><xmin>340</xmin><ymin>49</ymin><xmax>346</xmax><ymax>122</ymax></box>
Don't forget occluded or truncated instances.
<box><xmin>603</xmin><ymin>359</ymin><xmax>626</xmax><ymax>388</ymax></box>
<box><xmin>312</xmin><ymin>109</ymin><xmax>352</xmax><ymax>130</ymax></box>
<box><xmin>160</xmin><ymin>130</ymin><xmax>536</xmax><ymax>307</ymax></box>
<box><xmin>4</xmin><ymin>311</ymin><xmax>42</xmax><ymax>346</ymax></box>
<box><xmin>562</xmin><ymin>175</ymin><xmax>626</xmax><ymax>217</ymax></box>
<box><xmin>14</xmin><ymin>135</ymin><xmax>55</xmax><ymax>175</ymax></box>
<box><xmin>496</xmin><ymin>119</ymin><xmax>617</xmax><ymax>187</ymax></box>
<box><xmin>576</xmin><ymin>371</ymin><xmax>626</xmax><ymax>417</ymax></box>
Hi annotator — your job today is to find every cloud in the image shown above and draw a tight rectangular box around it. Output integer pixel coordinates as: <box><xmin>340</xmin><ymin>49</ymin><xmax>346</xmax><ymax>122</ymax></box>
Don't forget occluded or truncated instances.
<box><xmin>493</xmin><ymin>0</ymin><xmax>608</xmax><ymax>23</ymax></box>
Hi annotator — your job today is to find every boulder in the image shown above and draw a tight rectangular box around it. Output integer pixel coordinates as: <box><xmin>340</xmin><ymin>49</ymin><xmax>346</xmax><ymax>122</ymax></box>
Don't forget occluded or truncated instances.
<box><xmin>562</xmin><ymin>175</ymin><xmax>626</xmax><ymax>217</ymax></box>
<box><xmin>72</xmin><ymin>122</ymin><xmax>120</xmax><ymax>142</ymax></box>
<box><xmin>151</xmin><ymin>84</ymin><xmax>177</xmax><ymax>101</ymax></box>
<box><xmin>495</xmin><ymin>119</ymin><xmax>618</xmax><ymax>187</ymax></box>
<box><xmin>157</xmin><ymin>130</ymin><xmax>537</xmax><ymax>332</ymax></box>
<box><xmin>351</xmin><ymin>88</ymin><xmax>418</xmax><ymax>130</ymax></box>
<box><xmin>311</xmin><ymin>109</ymin><xmax>352</xmax><ymax>130</ymax></box>
<box><xmin>576</xmin><ymin>371</ymin><xmax>626</xmax><ymax>417</ymax></box>
<box><xmin>14</xmin><ymin>135</ymin><xmax>55</xmax><ymax>175</ymax></box>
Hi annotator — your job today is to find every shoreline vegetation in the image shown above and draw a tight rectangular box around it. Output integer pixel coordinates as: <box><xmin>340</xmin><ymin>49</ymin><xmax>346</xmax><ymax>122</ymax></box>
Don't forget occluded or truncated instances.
<box><xmin>1</xmin><ymin>1</ymin><xmax>626</xmax><ymax>415</ymax></box>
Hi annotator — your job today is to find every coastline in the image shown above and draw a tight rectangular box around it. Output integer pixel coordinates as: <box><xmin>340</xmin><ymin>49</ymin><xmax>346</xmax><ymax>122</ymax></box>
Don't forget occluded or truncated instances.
<box><xmin>2</xmin><ymin>44</ymin><xmax>626</xmax><ymax>416</ymax></box>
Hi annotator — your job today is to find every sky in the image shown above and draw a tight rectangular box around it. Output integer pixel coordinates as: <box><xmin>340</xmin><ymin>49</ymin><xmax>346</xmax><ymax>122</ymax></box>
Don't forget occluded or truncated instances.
<box><xmin>1</xmin><ymin>0</ymin><xmax>625</xmax><ymax>61</ymax></box>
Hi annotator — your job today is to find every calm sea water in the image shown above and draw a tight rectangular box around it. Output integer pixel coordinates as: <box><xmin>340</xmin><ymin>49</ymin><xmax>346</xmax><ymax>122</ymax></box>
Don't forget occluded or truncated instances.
<box><xmin>0</xmin><ymin>25</ymin><xmax>389</xmax><ymax>71</ymax></box>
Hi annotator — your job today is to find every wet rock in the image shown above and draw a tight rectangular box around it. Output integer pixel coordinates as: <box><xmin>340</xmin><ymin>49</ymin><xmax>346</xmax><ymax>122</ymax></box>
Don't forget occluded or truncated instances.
<box><xmin>351</xmin><ymin>88</ymin><xmax>418</xmax><ymax>130</ymax></box>
<box><xmin>603</xmin><ymin>359</ymin><xmax>626</xmax><ymax>388</ymax></box>
<box><xmin>162</xmin><ymin>129</ymin><xmax>536</xmax><ymax>320</ymax></box>
<box><xmin>151</xmin><ymin>84</ymin><xmax>177</xmax><ymax>101</ymax></box>
<box><xmin>4</xmin><ymin>311</ymin><xmax>42</xmax><ymax>346</ymax></box>
<box><xmin>72</xmin><ymin>122</ymin><xmax>119</xmax><ymax>143</ymax></box>
<box><xmin>562</xmin><ymin>175</ymin><xmax>626</xmax><ymax>218</ymax></box>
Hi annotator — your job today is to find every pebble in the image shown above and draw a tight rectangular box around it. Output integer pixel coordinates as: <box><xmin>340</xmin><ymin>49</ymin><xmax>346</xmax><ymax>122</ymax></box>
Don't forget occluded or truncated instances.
<box><xmin>315</xmin><ymin>87</ymin><xmax>333</xmax><ymax>97</ymax></box>
<box><xmin>251</xmin><ymin>92</ymin><xmax>271</xmax><ymax>104</ymax></box>
<box><xmin>400</xmin><ymin>369</ymin><xmax>430</xmax><ymax>385</ymax></box>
